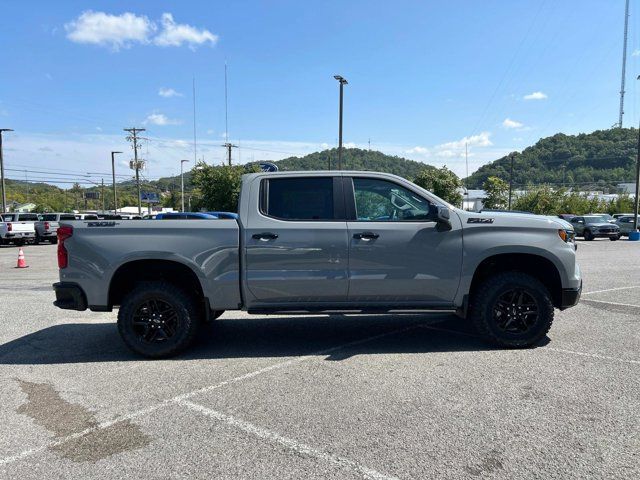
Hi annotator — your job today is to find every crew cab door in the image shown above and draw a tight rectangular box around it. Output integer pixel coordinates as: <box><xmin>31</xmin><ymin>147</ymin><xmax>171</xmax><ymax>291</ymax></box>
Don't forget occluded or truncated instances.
<box><xmin>243</xmin><ymin>176</ymin><xmax>349</xmax><ymax>306</ymax></box>
<box><xmin>344</xmin><ymin>176</ymin><xmax>463</xmax><ymax>306</ymax></box>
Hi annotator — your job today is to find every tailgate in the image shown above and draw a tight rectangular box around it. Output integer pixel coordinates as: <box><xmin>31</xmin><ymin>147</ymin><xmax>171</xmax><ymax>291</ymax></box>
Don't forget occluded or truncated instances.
<box><xmin>9</xmin><ymin>223</ymin><xmax>35</xmax><ymax>234</ymax></box>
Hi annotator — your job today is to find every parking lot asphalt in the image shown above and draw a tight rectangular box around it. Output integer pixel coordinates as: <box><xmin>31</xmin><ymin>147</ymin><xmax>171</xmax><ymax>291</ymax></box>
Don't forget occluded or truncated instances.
<box><xmin>0</xmin><ymin>240</ymin><xmax>638</xmax><ymax>479</ymax></box>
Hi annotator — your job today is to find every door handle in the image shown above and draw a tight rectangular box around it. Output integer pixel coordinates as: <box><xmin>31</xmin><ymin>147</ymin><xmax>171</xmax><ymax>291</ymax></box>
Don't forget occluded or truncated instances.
<box><xmin>353</xmin><ymin>231</ymin><xmax>379</xmax><ymax>240</ymax></box>
<box><xmin>252</xmin><ymin>232</ymin><xmax>279</xmax><ymax>240</ymax></box>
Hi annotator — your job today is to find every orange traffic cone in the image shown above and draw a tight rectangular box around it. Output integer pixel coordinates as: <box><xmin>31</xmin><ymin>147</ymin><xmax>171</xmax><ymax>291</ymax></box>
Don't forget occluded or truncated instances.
<box><xmin>15</xmin><ymin>248</ymin><xmax>28</xmax><ymax>269</ymax></box>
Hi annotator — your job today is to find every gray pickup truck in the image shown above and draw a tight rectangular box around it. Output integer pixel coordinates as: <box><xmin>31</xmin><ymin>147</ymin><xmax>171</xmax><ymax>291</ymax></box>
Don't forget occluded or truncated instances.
<box><xmin>53</xmin><ymin>171</ymin><xmax>582</xmax><ymax>358</ymax></box>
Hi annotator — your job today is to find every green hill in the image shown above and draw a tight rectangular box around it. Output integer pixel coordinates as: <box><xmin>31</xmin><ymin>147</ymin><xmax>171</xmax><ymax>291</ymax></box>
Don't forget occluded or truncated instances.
<box><xmin>272</xmin><ymin>148</ymin><xmax>433</xmax><ymax>179</ymax></box>
<box><xmin>466</xmin><ymin>128</ymin><xmax>638</xmax><ymax>191</ymax></box>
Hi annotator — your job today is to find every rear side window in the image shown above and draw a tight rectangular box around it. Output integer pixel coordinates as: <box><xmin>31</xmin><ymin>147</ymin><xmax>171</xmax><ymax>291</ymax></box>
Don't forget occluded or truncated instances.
<box><xmin>262</xmin><ymin>178</ymin><xmax>335</xmax><ymax>220</ymax></box>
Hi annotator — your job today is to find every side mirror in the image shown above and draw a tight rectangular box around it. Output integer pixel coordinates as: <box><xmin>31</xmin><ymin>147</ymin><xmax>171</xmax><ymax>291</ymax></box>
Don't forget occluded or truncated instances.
<box><xmin>428</xmin><ymin>204</ymin><xmax>451</xmax><ymax>228</ymax></box>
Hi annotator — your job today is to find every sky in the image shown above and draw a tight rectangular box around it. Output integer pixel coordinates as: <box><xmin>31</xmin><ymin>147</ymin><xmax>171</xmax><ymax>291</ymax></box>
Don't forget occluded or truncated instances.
<box><xmin>0</xmin><ymin>0</ymin><xmax>639</xmax><ymax>187</ymax></box>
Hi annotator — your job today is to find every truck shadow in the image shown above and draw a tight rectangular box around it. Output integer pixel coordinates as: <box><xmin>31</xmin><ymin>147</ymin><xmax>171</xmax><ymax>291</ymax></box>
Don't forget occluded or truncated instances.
<box><xmin>0</xmin><ymin>314</ymin><xmax>548</xmax><ymax>365</ymax></box>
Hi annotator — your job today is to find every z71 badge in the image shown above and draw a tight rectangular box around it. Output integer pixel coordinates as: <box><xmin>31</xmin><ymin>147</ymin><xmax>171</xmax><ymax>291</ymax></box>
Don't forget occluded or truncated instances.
<box><xmin>87</xmin><ymin>221</ymin><xmax>117</xmax><ymax>227</ymax></box>
<box><xmin>467</xmin><ymin>218</ymin><xmax>494</xmax><ymax>224</ymax></box>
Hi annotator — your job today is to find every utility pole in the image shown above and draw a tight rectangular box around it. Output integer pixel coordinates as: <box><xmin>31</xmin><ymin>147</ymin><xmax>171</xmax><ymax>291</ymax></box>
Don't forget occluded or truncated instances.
<box><xmin>0</xmin><ymin>129</ymin><xmax>13</xmax><ymax>213</ymax></box>
<box><xmin>508</xmin><ymin>152</ymin><xmax>516</xmax><ymax>210</ymax></box>
<box><xmin>124</xmin><ymin>128</ymin><xmax>146</xmax><ymax>215</ymax></box>
<box><xmin>181</xmin><ymin>159</ymin><xmax>189</xmax><ymax>212</ymax></box>
<box><xmin>334</xmin><ymin>75</ymin><xmax>348</xmax><ymax>170</ymax></box>
<box><xmin>618</xmin><ymin>0</ymin><xmax>630</xmax><ymax>127</ymax></box>
<box><xmin>222</xmin><ymin>142</ymin><xmax>237</xmax><ymax>166</ymax></box>
<box><xmin>101</xmin><ymin>178</ymin><xmax>105</xmax><ymax>212</ymax></box>
<box><xmin>111</xmin><ymin>151</ymin><xmax>122</xmax><ymax>214</ymax></box>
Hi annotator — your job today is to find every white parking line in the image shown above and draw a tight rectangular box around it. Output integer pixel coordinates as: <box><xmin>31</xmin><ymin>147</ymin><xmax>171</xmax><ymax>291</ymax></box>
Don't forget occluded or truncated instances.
<box><xmin>0</xmin><ymin>322</ymin><xmax>423</xmax><ymax>467</ymax></box>
<box><xmin>420</xmin><ymin>325</ymin><xmax>640</xmax><ymax>366</ymax></box>
<box><xmin>181</xmin><ymin>400</ymin><xmax>399</xmax><ymax>480</ymax></box>
<box><xmin>583</xmin><ymin>285</ymin><xmax>640</xmax><ymax>295</ymax></box>
<box><xmin>544</xmin><ymin>347</ymin><xmax>640</xmax><ymax>365</ymax></box>
<box><xmin>581</xmin><ymin>298</ymin><xmax>640</xmax><ymax>308</ymax></box>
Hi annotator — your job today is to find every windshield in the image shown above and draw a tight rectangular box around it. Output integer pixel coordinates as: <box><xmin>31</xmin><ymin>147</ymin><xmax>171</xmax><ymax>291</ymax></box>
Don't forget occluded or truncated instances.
<box><xmin>584</xmin><ymin>216</ymin><xmax>606</xmax><ymax>224</ymax></box>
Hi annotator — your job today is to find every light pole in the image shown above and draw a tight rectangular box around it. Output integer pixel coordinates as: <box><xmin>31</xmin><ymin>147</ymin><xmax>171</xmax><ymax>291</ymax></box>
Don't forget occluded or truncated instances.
<box><xmin>111</xmin><ymin>151</ymin><xmax>122</xmax><ymax>214</ymax></box>
<box><xmin>0</xmin><ymin>129</ymin><xmax>14</xmax><ymax>213</ymax></box>
<box><xmin>333</xmin><ymin>75</ymin><xmax>348</xmax><ymax>170</ymax></box>
<box><xmin>181</xmin><ymin>160</ymin><xmax>190</xmax><ymax>212</ymax></box>
<box><xmin>633</xmin><ymin>76</ymin><xmax>640</xmax><ymax>234</ymax></box>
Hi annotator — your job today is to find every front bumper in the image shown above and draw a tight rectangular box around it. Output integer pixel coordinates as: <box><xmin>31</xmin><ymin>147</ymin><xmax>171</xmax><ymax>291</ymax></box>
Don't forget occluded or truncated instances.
<box><xmin>559</xmin><ymin>281</ymin><xmax>582</xmax><ymax>310</ymax></box>
<box><xmin>52</xmin><ymin>282</ymin><xmax>87</xmax><ymax>311</ymax></box>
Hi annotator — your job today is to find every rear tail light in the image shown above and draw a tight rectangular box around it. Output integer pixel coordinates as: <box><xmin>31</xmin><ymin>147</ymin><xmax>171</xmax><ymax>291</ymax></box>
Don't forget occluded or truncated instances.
<box><xmin>7</xmin><ymin>222</ymin><xmax>12</xmax><ymax>232</ymax></box>
<box><xmin>44</xmin><ymin>221</ymin><xmax>50</xmax><ymax>231</ymax></box>
<box><xmin>57</xmin><ymin>226</ymin><xmax>73</xmax><ymax>269</ymax></box>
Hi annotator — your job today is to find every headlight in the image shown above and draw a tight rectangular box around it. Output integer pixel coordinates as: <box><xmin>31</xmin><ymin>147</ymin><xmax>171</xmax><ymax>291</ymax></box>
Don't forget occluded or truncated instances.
<box><xmin>558</xmin><ymin>229</ymin><xmax>575</xmax><ymax>243</ymax></box>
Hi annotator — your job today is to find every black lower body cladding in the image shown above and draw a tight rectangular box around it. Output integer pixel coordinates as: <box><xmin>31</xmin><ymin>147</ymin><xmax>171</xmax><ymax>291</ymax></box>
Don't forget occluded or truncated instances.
<box><xmin>52</xmin><ymin>282</ymin><xmax>88</xmax><ymax>311</ymax></box>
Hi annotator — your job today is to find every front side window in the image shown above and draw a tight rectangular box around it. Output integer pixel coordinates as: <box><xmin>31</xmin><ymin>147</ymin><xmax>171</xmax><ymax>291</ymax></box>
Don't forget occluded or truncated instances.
<box><xmin>262</xmin><ymin>177</ymin><xmax>335</xmax><ymax>220</ymax></box>
<box><xmin>352</xmin><ymin>178</ymin><xmax>431</xmax><ymax>221</ymax></box>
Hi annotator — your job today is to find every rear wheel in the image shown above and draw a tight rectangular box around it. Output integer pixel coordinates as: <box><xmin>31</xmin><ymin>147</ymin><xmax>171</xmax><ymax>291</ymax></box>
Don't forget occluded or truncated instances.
<box><xmin>117</xmin><ymin>281</ymin><xmax>202</xmax><ymax>358</ymax></box>
<box><xmin>583</xmin><ymin>230</ymin><xmax>594</xmax><ymax>241</ymax></box>
<box><xmin>34</xmin><ymin>233</ymin><xmax>41</xmax><ymax>245</ymax></box>
<box><xmin>469</xmin><ymin>272</ymin><xmax>554</xmax><ymax>348</ymax></box>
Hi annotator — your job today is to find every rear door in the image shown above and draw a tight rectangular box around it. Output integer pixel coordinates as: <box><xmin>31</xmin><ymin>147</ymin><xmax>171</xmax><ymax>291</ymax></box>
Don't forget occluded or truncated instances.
<box><xmin>243</xmin><ymin>176</ymin><xmax>349</xmax><ymax>306</ymax></box>
<box><xmin>344</xmin><ymin>176</ymin><xmax>463</xmax><ymax>306</ymax></box>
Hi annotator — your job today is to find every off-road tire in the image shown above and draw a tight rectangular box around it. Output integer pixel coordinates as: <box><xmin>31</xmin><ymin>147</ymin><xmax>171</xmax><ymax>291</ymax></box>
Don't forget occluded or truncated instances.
<box><xmin>118</xmin><ymin>281</ymin><xmax>202</xmax><ymax>358</ymax></box>
<box><xmin>469</xmin><ymin>272</ymin><xmax>554</xmax><ymax>348</ymax></box>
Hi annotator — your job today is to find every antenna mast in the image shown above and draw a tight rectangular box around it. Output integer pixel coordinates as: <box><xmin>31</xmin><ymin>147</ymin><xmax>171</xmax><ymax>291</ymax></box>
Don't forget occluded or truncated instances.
<box><xmin>618</xmin><ymin>0</ymin><xmax>630</xmax><ymax>128</ymax></box>
<box><xmin>192</xmin><ymin>77</ymin><xmax>197</xmax><ymax>162</ymax></box>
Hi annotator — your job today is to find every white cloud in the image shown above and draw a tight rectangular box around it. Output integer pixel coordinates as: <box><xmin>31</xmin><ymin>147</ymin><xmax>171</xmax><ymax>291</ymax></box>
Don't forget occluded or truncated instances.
<box><xmin>406</xmin><ymin>146</ymin><xmax>428</xmax><ymax>154</ymax></box>
<box><xmin>523</xmin><ymin>91</ymin><xmax>547</xmax><ymax>100</ymax></box>
<box><xmin>158</xmin><ymin>87</ymin><xmax>182</xmax><ymax>98</ymax></box>
<box><xmin>65</xmin><ymin>11</ymin><xmax>154</xmax><ymax>50</ymax></box>
<box><xmin>437</xmin><ymin>131</ymin><xmax>493</xmax><ymax>151</ymax></box>
<box><xmin>65</xmin><ymin>11</ymin><xmax>217</xmax><ymax>51</ymax></box>
<box><xmin>143</xmin><ymin>112</ymin><xmax>181</xmax><ymax>126</ymax></box>
<box><xmin>343</xmin><ymin>142</ymin><xmax>357</xmax><ymax>148</ymax></box>
<box><xmin>153</xmin><ymin>13</ymin><xmax>218</xmax><ymax>48</ymax></box>
<box><xmin>502</xmin><ymin>118</ymin><xmax>524</xmax><ymax>129</ymax></box>
<box><xmin>632</xmin><ymin>49</ymin><xmax>640</xmax><ymax>57</ymax></box>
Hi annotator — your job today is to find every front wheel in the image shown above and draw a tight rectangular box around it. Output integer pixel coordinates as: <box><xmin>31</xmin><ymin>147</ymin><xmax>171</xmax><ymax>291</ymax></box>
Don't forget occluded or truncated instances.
<box><xmin>610</xmin><ymin>235</ymin><xmax>620</xmax><ymax>241</ymax></box>
<box><xmin>117</xmin><ymin>281</ymin><xmax>202</xmax><ymax>358</ymax></box>
<box><xmin>583</xmin><ymin>230</ymin><xmax>594</xmax><ymax>241</ymax></box>
<box><xmin>469</xmin><ymin>272</ymin><xmax>554</xmax><ymax>348</ymax></box>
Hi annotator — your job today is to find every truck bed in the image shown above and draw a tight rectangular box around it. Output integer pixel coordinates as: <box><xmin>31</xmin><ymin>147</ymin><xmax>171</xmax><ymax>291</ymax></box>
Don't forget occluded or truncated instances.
<box><xmin>58</xmin><ymin>219</ymin><xmax>241</xmax><ymax>310</ymax></box>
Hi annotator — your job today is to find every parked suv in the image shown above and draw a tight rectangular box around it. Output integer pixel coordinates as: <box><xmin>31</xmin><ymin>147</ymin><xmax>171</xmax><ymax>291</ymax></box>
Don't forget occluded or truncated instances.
<box><xmin>570</xmin><ymin>215</ymin><xmax>620</xmax><ymax>241</ymax></box>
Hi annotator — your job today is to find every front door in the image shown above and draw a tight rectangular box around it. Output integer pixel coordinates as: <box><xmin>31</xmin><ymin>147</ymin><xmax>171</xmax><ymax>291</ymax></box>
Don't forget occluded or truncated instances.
<box><xmin>345</xmin><ymin>176</ymin><xmax>463</xmax><ymax>306</ymax></box>
<box><xmin>243</xmin><ymin>176</ymin><xmax>349</xmax><ymax>306</ymax></box>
